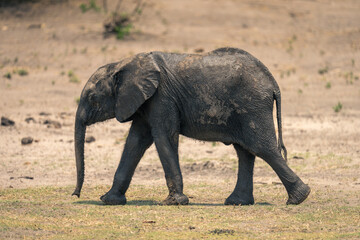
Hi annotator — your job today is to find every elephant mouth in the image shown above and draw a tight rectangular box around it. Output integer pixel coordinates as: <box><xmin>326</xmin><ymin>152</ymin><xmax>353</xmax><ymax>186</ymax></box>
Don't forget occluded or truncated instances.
<box><xmin>86</xmin><ymin>108</ymin><xmax>115</xmax><ymax>126</ymax></box>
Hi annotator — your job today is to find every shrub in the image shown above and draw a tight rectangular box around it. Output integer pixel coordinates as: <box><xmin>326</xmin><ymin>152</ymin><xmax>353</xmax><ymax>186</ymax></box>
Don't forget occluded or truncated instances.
<box><xmin>103</xmin><ymin>0</ymin><xmax>145</xmax><ymax>40</ymax></box>
<box><xmin>16</xmin><ymin>69</ymin><xmax>29</xmax><ymax>76</ymax></box>
<box><xmin>3</xmin><ymin>72</ymin><xmax>11</xmax><ymax>79</ymax></box>
<box><xmin>318</xmin><ymin>66</ymin><xmax>328</xmax><ymax>75</ymax></box>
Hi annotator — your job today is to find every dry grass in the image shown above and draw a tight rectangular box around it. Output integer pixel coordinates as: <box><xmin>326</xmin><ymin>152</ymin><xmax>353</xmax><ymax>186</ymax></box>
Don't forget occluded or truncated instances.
<box><xmin>0</xmin><ymin>183</ymin><xmax>359</xmax><ymax>239</ymax></box>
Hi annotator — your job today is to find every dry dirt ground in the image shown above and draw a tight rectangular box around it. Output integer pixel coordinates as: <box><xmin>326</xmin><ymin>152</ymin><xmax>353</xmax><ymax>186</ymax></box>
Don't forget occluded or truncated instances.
<box><xmin>0</xmin><ymin>0</ymin><xmax>359</xmax><ymax>215</ymax></box>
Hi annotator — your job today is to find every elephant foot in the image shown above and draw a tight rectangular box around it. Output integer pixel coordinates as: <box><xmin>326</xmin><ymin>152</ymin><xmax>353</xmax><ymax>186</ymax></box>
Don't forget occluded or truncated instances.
<box><xmin>100</xmin><ymin>191</ymin><xmax>126</xmax><ymax>205</ymax></box>
<box><xmin>224</xmin><ymin>192</ymin><xmax>254</xmax><ymax>206</ymax></box>
<box><xmin>286</xmin><ymin>180</ymin><xmax>311</xmax><ymax>205</ymax></box>
<box><xmin>162</xmin><ymin>193</ymin><xmax>189</xmax><ymax>205</ymax></box>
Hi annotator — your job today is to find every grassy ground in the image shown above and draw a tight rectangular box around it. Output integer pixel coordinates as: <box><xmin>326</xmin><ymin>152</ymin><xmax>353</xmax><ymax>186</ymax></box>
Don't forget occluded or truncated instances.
<box><xmin>1</xmin><ymin>184</ymin><xmax>359</xmax><ymax>239</ymax></box>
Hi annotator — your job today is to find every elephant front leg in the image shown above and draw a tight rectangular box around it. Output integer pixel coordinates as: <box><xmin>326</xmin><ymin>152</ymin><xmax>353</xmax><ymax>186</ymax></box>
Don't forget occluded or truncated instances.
<box><xmin>225</xmin><ymin>144</ymin><xmax>255</xmax><ymax>205</ymax></box>
<box><xmin>154</xmin><ymin>133</ymin><xmax>189</xmax><ymax>205</ymax></box>
<box><xmin>100</xmin><ymin>118</ymin><xmax>153</xmax><ymax>205</ymax></box>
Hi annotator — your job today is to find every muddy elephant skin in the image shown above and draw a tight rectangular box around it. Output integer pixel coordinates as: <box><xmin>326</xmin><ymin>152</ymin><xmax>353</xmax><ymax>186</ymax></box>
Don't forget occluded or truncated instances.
<box><xmin>72</xmin><ymin>47</ymin><xmax>310</xmax><ymax>206</ymax></box>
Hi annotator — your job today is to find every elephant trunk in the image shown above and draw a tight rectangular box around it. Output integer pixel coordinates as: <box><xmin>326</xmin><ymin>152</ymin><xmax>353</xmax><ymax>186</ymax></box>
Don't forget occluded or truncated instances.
<box><xmin>72</xmin><ymin>116</ymin><xmax>86</xmax><ymax>198</ymax></box>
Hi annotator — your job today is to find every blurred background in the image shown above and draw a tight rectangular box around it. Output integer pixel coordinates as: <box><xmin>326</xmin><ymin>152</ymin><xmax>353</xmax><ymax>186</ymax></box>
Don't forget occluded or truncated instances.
<box><xmin>0</xmin><ymin>0</ymin><xmax>359</xmax><ymax>202</ymax></box>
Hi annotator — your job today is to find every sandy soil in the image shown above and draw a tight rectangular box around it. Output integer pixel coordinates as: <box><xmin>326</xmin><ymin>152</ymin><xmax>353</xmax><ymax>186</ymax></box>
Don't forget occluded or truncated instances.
<box><xmin>0</xmin><ymin>0</ymin><xmax>359</xmax><ymax>201</ymax></box>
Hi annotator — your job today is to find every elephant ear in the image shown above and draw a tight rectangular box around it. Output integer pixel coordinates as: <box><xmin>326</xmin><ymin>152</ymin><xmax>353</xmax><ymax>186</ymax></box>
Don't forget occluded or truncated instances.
<box><xmin>114</xmin><ymin>53</ymin><xmax>161</xmax><ymax>122</ymax></box>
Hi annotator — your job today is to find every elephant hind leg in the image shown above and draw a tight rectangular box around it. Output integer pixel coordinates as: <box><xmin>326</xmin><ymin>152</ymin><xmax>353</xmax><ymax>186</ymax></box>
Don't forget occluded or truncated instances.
<box><xmin>240</xmin><ymin>116</ymin><xmax>310</xmax><ymax>205</ymax></box>
<box><xmin>225</xmin><ymin>144</ymin><xmax>255</xmax><ymax>205</ymax></box>
<box><xmin>256</xmin><ymin>144</ymin><xmax>310</xmax><ymax>205</ymax></box>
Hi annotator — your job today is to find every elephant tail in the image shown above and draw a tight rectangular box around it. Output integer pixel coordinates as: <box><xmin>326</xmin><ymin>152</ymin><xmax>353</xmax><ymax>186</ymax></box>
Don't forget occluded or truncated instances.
<box><xmin>274</xmin><ymin>90</ymin><xmax>288</xmax><ymax>162</ymax></box>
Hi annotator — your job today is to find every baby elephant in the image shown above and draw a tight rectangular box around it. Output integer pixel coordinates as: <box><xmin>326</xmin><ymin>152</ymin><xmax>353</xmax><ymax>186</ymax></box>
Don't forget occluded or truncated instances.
<box><xmin>72</xmin><ymin>47</ymin><xmax>310</xmax><ymax>205</ymax></box>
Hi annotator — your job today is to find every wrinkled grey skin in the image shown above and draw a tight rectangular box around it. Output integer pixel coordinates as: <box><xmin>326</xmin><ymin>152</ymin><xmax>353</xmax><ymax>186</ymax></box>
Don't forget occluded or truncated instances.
<box><xmin>73</xmin><ymin>48</ymin><xmax>310</xmax><ymax>205</ymax></box>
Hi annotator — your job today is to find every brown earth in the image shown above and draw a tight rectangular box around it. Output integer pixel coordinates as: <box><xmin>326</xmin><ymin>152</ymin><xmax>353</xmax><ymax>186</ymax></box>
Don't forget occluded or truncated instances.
<box><xmin>0</xmin><ymin>0</ymin><xmax>359</xmax><ymax>204</ymax></box>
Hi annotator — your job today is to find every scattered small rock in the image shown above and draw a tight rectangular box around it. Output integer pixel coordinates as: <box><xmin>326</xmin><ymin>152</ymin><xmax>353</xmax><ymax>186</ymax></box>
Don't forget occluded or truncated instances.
<box><xmin>187</xmin><ymin>161</ymin><xmax>216</xmax><ymax>171</ymax></box>
<box><xmin>189</xmin><ymin>226</ymin><xmax>196</xmax><ymax>230</ymax></box>
<box><xmin>143</xmin><ymin>220</ymin><xmax>156</xmax><ymax>224</ymax></box>
<box><xmin>21</xmin><ymin>137</ymin><xmax>33</xmax><ymax>145</ymax></box>
<box><xmin>85</xmin><ymin>136</ymin><xmax>96</xmax><ymax>143</ymax></box>
<box><xmin>292</xmin><ymin>156</ymin><xmax>304</xmax><ymax>160</ymax></box>
<box><xmin>43</xmin><ymin>119</ymin><xmax>61</xmax><ymax>128</ymax></box>
<box><xmin>1</xmin><ymin>116</ymin><xmax>15</xmax><ymax>126</ymax></box>
<box><xmin>202</xmin><ymin>161</ymin><xmax>214</xmax><ymax>170</ymax></box>
<box><xmin>209</xmin><ymin>229</ymin><xmax>235</xmax><ymax>235</ymax></box>
<box><xmin>28</xmin><ymin>23</ymin><xmax>45</xmax><ymax>29</ymax></box>
<box><xmin>194</xmin><ymin>48</ymin><xmax>204</xmax><ymax>53</ymax></box>
<box><xmin>10</xmin><ymin>176</ymin><xmax>34</xmax><ymax>180</ymax></box>
<box><xmin>19</xmin><ymin>176</ymin><xmax>34</xmax><ymax>180</ymax></box>
<box><xmin>189</xmin><ymin>163</ymin><xmax>199</xmax><ymax>171</ymax></box>
<box><xmin>289</xmin><ymin>12</ymin><xmax>297</xmax><ymax>18</ymax></box>
<box><xmin>59</xmin><ymin>112</ymin><xmax>72</xmax><ymax>118</ymax></box>
<box><xmin>39</xmin><ymin>112</ymin><xmax>51</xmax><ymax>116</ymax></box>
<box><xmin>254</xmin><ymin>181</ymin><xmax>267</xmax><ymax>185</ymax></box>
<box><xmin>25</xmin><ymin>117</ymin><xmax>36</xmax><ymax>123</ymax></box>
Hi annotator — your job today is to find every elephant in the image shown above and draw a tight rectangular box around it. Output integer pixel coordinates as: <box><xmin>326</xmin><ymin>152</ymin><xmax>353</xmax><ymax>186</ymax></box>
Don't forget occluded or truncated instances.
<box><xmin>72</xmin><ymin>47</ymin><xmax>310</xmax><ymax>206</ymax></box>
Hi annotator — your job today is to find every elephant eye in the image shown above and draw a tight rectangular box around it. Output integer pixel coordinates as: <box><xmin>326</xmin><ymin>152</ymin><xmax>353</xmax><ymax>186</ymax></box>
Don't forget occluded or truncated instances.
<box><xmin>91</xmin><ymin>101</ymin><xmax>97</xmax><ymax>107</ymax></box>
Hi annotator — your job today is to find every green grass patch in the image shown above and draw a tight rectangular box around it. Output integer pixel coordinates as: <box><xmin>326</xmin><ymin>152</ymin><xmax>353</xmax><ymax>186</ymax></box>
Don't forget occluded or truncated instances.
<box><xmin>69</xmin><ymin>75</ymin><xmax>80</xmax><ymax>83</ymax></box>
<box><xmin>286</xmin><ymin>35</ymin><xmax>297</xmax><ymax>54</ymax></box>
<box><xmin>75</xmin><ymin>97</ymin><xmax>80</xmax><ymax>105</ymax></box>
<box><xmin>0</xmin><ymin>184</ymin><xmax>359</xmax><ymax>239</ymax></box>
<box><xmin>68</xmin><ymin>70</ymin><xmax>80</xmax><ymax>83</ymax></box>
<box><xmin>115</xmin><ymin>23</ymin><xmax>132</xmax><ymax>40</ymax></box>
<box><xmin>80</xmin><ymin>0</ymin><xmax>100</xmax><ymax>13</ymax></box>
<box><xmin>333</xmin><ymin>102</ymin><xmax>343</xmax><ymax>113</ymax></box>
<box><xmin>343</xmin><ymin>71</ymin><xmax>359</xmax><ymax>84</ymax></box>
<box><xmin>279</xmin><ymin>67</ymin><xmax>296</xmax><ymax>79</ymax></box>
<box><xmin>325</xmin><ymin>82</ymin><xmax>331</xmax><ymax>89</ymax></box>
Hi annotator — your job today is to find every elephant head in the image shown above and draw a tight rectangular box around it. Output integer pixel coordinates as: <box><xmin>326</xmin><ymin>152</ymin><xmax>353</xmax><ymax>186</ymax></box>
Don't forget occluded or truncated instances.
<box><xmin>72</xmin><ymin>53</ymin><xmax>160</xmax><ymax>197</ymax></box>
